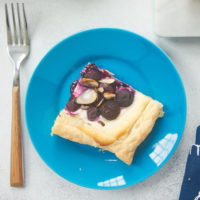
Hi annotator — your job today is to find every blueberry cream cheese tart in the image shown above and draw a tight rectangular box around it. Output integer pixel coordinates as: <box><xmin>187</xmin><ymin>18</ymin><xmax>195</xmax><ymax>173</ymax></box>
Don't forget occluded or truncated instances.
<box><xmin>51</xmin><ymin>63</ymin><xmax>164</xmax><ymax>165</ymax></box>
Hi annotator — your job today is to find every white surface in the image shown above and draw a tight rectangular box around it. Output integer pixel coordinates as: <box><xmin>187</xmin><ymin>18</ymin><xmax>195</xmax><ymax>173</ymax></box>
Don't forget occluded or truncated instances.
<box><xmin>155</xmin><ymin>0</ymin><xmax>200</xmax><ymax>37</ymax></box>
<box><xmin>0</xmin><ymin>0</ymin><xmax>199</xmax><ymax>199</ymax></box>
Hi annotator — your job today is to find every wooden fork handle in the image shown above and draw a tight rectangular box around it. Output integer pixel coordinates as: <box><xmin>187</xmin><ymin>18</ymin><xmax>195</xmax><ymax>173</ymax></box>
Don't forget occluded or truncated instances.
<box><xmin>10</xmin><ymin>86</ymin><xmax>23</xmax><ymax>186</ymax></box>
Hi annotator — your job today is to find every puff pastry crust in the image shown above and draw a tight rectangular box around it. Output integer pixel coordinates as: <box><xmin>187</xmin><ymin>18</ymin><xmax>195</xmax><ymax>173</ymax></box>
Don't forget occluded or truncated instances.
<box><xmin>51</xmin><ymin>91</ymin><xmax>163</xmax><ymax>165</ymax></box>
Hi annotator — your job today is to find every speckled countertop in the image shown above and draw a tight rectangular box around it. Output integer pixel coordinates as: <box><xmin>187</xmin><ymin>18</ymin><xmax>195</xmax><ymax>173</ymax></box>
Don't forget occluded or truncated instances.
<box><xmin>0</xmin><ymin>0</ymin><xmax>199</xmax><ymax>199</ymax></box>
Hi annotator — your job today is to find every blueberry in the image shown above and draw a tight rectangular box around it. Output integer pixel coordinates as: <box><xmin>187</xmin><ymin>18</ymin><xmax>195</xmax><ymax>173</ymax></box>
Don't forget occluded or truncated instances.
<box><xmin>100</xmin><ymin>100</ymin><xmax>120</xmax><ymax>120</ymax></box>
<box><xmin>99</xmin><ymin>83</ymin><xmax>115</xmax><ymax>93</ymax></box>
<box><xmin>70</xmin><ymin>80</ymin><xmax>78</xmax><ymax>93</ymax></box>
<box><xmin>65</xmin><ymin>97</ymin><xmax>80</xmax><ymax>112</ymax></box>
<box><xmin>116</xmin><ymin>89</ymin><xmax>134</xmax><ymax>107</ymax></box>
<box><xmin>81</xmin><ymin>63</ymin><xmax>102</xmax><ymax>81</ymax></box>
<box><xmin>87</xmin><ymin>106</ymin><xmax>100</xmax><ymax>121</ymax></box>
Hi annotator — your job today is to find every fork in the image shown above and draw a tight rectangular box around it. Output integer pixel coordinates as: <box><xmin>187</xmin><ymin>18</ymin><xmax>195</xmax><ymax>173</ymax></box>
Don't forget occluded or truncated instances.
<box><xmin>5</xmin><ymin>3</ymin><xmax>30</xmax><ymax>186</ymax></box>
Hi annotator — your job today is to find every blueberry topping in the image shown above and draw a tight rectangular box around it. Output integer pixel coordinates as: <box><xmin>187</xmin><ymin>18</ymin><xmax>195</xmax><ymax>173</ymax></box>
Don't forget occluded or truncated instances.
<box><xmin>116</xmin><ymin>89</ymin><xmax>134</xmax><ymax>107</ymax></box>
<box><xmin>66</xmin><ymin>97</ymin><xmax>80</xmax><ymax>112</ymax></box>
<box><xmin>67</xmin><ymin>64</ymin><xmax>135</xmax><ymax>121</ymax></box>
<box><xmin>81</xmin><ymin>63</ymin><xmax>102</xmax><ymax>81</ymax></box>
<box><xmin>119</xmin><ymin>82</ymin><xmax>129</xmax><ymax>87</ymax></box>
<box><xmin>99</xmin><ymin>83</ymin><xmax>115</xmax><ymax>93</ymax></box>
<box><xmin>100</xmin><ymin>100</ymin><xmax>120</xmax><ymax>120</ymax></box>
<box><xmin>70</xmin><ymin>80</ymin><xmax>78</xmax><ymax>93</ymax></box>
<box><xmin>87</xmin><ymin>106</ymin><xmax>100</xmax><ymax>121</ymax></box>
<box><xmin>114</xmin><ymin>81</ymin><xmax>129</xmax><ymax>89</ymax></box>
<box><xmin>101</xmin><ymin>69</ymin><xmax>112</xmax><ymax>78</ymax></box>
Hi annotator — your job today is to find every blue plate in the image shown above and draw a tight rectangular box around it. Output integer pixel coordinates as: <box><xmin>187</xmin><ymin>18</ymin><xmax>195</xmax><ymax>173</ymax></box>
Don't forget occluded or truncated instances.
<box><xmin>25</xmin><ymin>28</ymin><xmax>186</xmax><ymax>189</ymax></box>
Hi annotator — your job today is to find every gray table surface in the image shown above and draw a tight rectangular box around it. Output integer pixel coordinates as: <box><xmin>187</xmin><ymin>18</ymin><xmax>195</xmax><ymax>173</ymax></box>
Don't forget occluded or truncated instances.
<box><xmin>0</xmin><ymin>0</ymin><xmax>199</xmax><ymax>199</ymax></box>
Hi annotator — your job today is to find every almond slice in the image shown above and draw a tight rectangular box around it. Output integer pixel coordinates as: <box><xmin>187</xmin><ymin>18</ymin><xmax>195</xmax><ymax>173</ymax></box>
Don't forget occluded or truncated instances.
<box><xmin>103</xmin><ymin>92</ymin><xmax>116</xmax><ymax>99</ymax></box>
<box><xmin>99</xmin><ymin>78</ymin><xmax>115</xmax><ymax>84</ymax></box>
<box><xmin>96</xmin><ymin>98</ymin><xmax>104</xmax><ymax>107</ymax></box>
<box><xmin>76</xmin><ymin>89</ymin><xmax>97</xmax><ymax>105</ymax></box>
<box><xmin>81</xmin><ymin>78</ymin><xmax>99</xmax><ymax>88</ymax></box>
<box><xmin>98</xmin><ymin>87</ymin><xmax>104</xmax><ymax>93</ymax></box>
<box><xmin>81</xmin><ymin>105</ymin><xmax>89</xmax><ymax>110</ymax></box>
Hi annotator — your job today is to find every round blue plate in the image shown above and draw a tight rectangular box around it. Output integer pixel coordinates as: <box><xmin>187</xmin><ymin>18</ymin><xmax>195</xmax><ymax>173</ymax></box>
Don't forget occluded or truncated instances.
<box><xmin>25</xmin><ymin>28</ymin><xmax>186</xmax><ymax>189</ymax></box>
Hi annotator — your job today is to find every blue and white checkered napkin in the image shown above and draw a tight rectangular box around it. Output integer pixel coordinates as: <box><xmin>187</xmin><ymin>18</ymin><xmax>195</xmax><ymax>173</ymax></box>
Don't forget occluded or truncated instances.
<box><xmin>179</xmin><ymin>126</ymin><xmax>200</xmax><ymax>200</ymax></box>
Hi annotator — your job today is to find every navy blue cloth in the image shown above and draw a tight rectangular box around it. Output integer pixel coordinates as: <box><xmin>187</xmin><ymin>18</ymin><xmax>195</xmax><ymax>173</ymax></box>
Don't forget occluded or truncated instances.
<box><xmin>179</xmin><ymin>126</ymin><xmax>200</xmax><ymax>200</ymax></box>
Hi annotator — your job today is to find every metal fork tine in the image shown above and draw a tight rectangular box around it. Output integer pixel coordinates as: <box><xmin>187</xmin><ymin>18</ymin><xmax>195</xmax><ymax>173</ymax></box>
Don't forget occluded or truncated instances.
<box><xmin>5</xmin><ymin>4</ymin><xmax>12</xmax><ymax>44</ymax></box>
<box><xmin>22</xmin><ymin>3</ymin><xmax>30</xmax><ymax>45</ymax></box>
<box><xmin>17</xmin><ymin>3</ymin><xmax>23</xmax><ymax>44</ymax></box>
<box><xmin>11</xmin><ymin>3</ymin><xmax>17</xmax><ymax>44</ymax></box>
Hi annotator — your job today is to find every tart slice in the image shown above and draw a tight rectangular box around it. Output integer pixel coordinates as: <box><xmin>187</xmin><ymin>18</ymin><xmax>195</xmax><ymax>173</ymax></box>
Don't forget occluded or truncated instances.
<box><xmin>51</xmin><ymin>63</ymin><xmax>164</xmax><ymax>165</ymax></box>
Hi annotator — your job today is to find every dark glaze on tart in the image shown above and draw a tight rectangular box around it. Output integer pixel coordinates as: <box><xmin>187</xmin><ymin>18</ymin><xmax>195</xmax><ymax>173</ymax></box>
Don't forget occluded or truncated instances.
<box><xmin>65</xmin><ymin>63</ymin><xmax>135</xmax><ymax>121</ymax></box>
